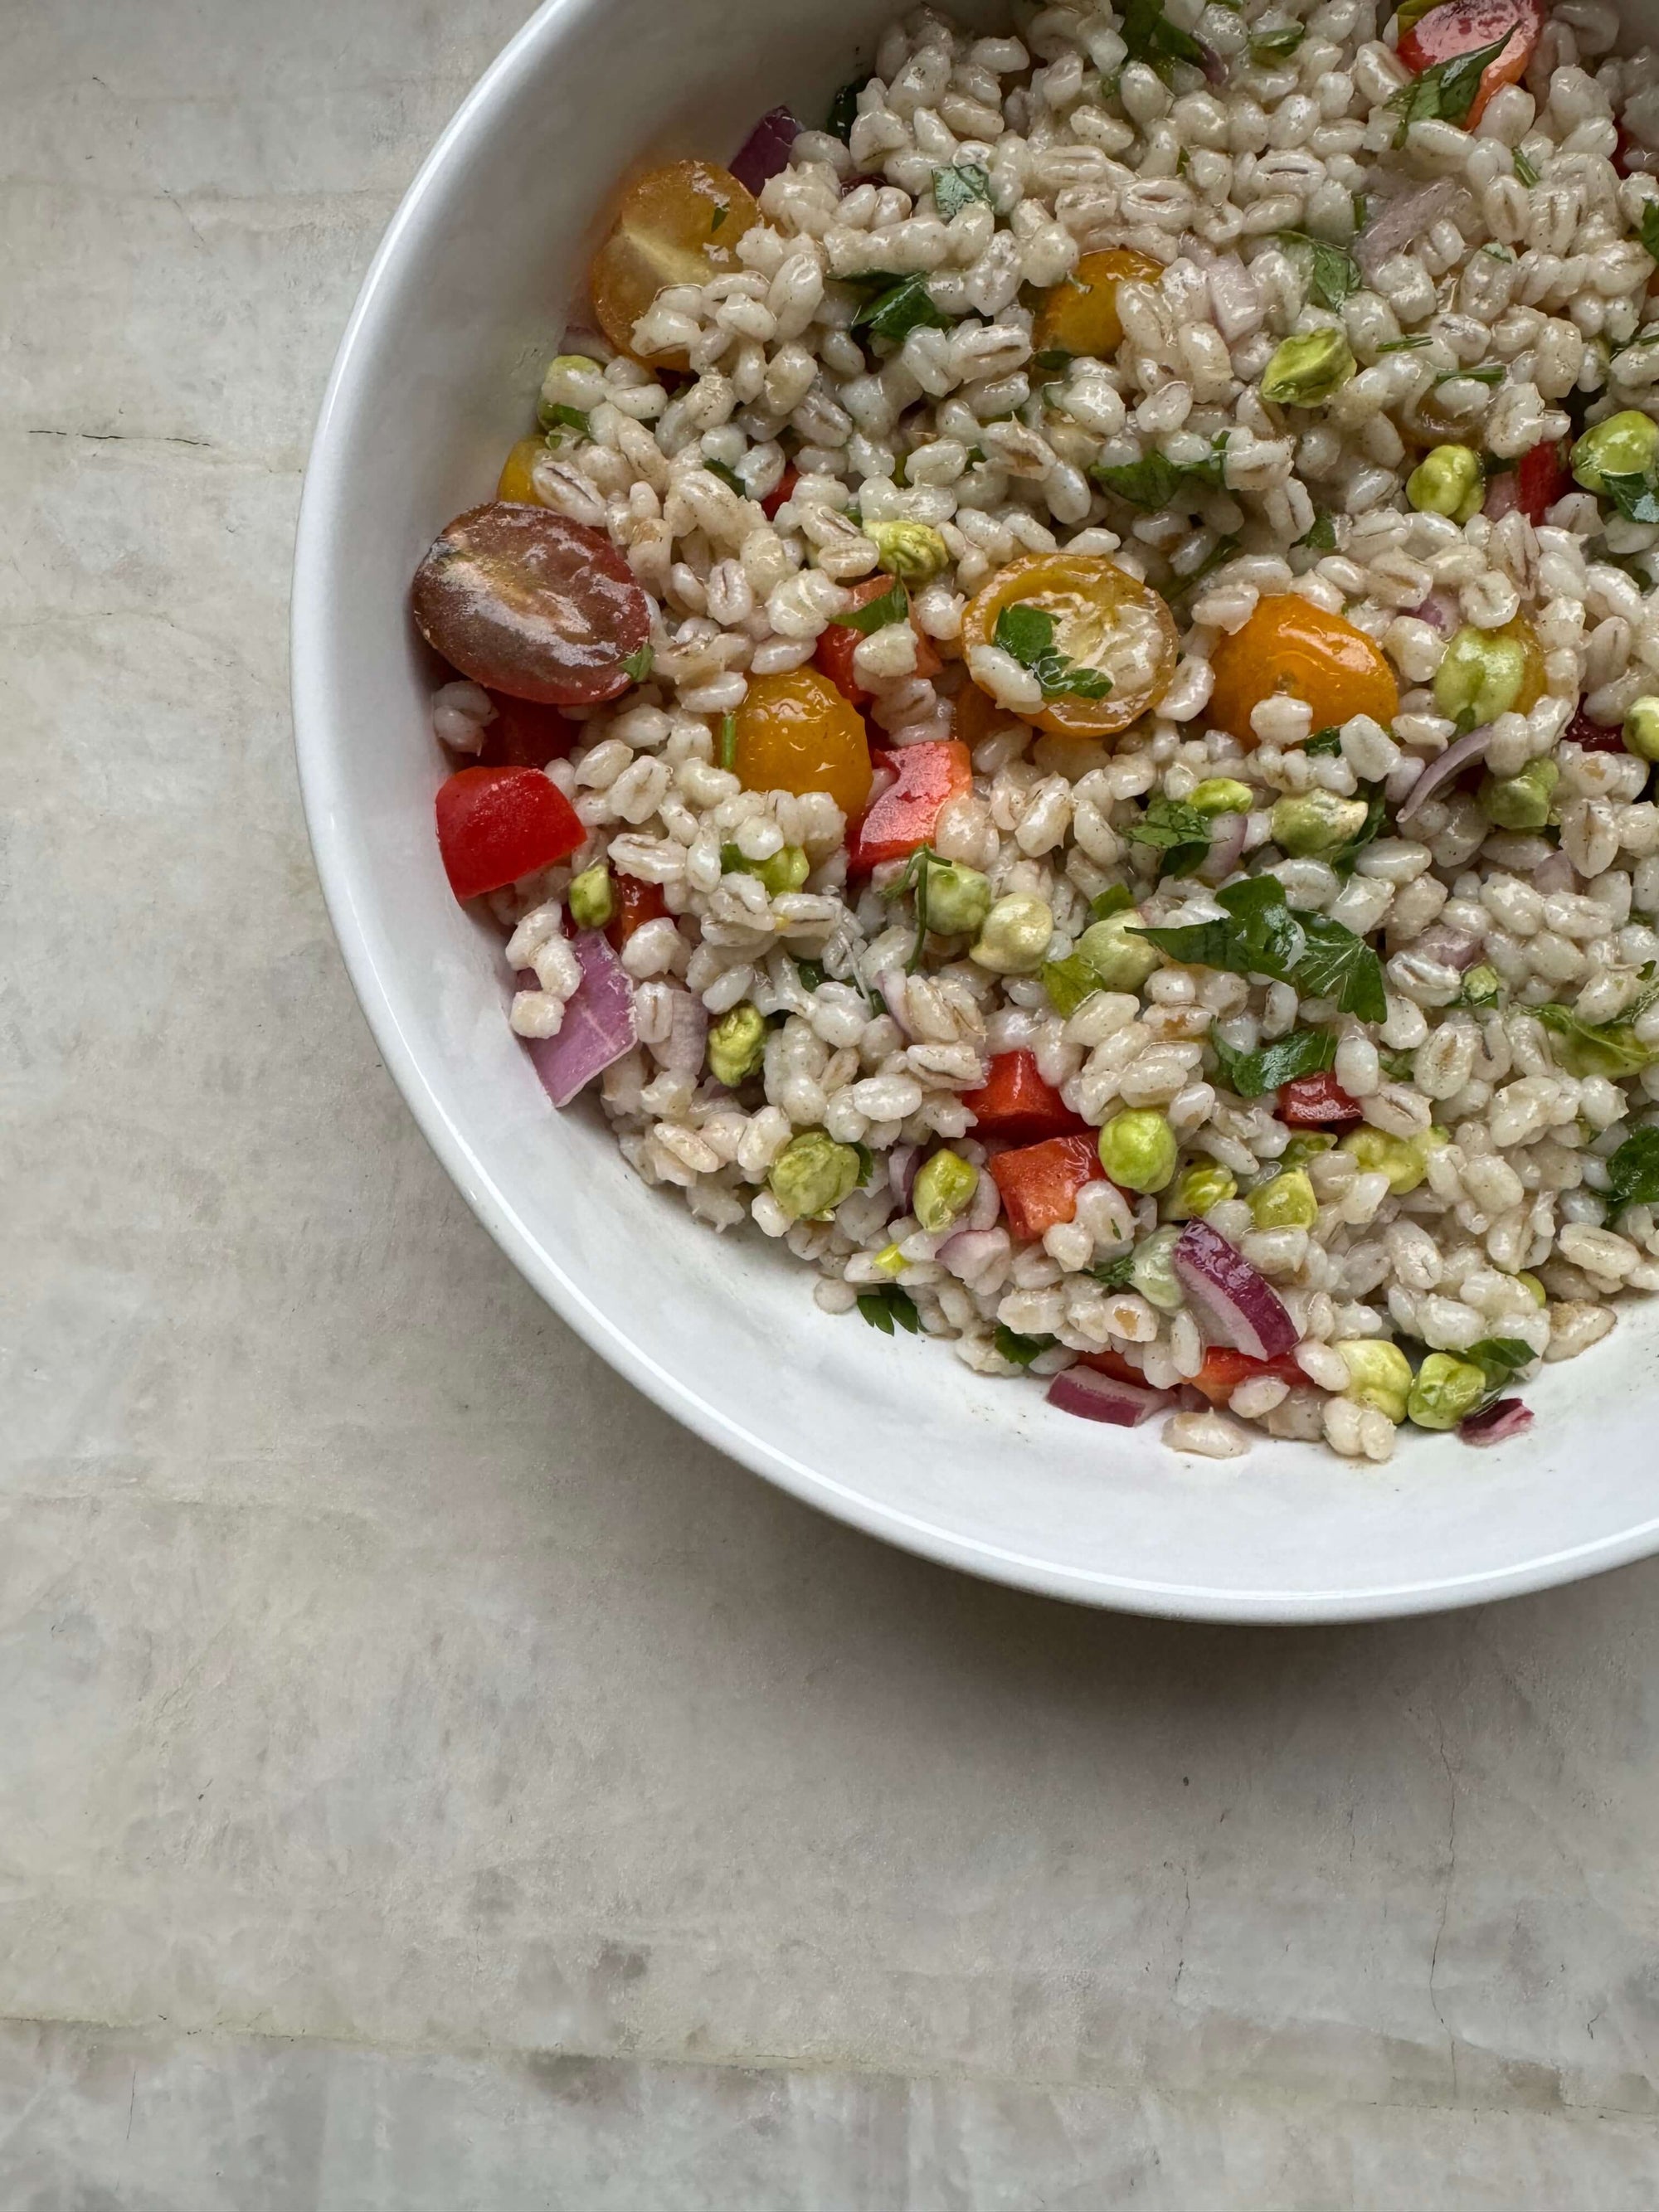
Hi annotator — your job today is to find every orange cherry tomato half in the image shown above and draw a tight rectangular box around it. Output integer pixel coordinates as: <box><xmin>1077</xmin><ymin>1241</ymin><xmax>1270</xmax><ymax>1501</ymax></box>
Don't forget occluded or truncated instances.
<box><xmin>1397</xmin><ymin>0</ymin><xmax>1543</xmax><ymax>129</ymax></box>
<box><xmin>961</xmin><ymin>551</ymin><xmax>1180</xmax><ymax>740</ymax></box>
<box><xmin>1206</xmin><ymin>595</ymin><xmax>1399</xmax><ymax>749</ymax></box>
<box><xmin>435</xmin><ymin>766</ymin><xmax>584</xmax><ymax>902</ymax></box>
<box><xmin>1031</xmin><ymin>248</ymin><xmax>1163</xmax><ymax>362</ymax></box>
<box><xmin>590</xmin><ymin>160</ymin><xmax>761</xmax><ymax>368</ymax></box>
<box><xmin>496</xmin><ymin>436</ymin><xmax>547</xmax><ymax>506</ymax></box>
<box><xmin>729</xmin><ymin>667</ymin><xmax>873</xmax><ymax>817</ymax></box>
<box><xmin>411</xmin><ymin>503</ymin><xmax>651</xmax><ymax>708</ymax></box>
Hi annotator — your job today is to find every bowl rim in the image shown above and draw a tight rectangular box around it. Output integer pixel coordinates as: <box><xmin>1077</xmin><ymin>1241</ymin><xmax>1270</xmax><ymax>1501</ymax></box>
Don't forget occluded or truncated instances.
<box><xmin>290</xmin><ymin>0</ymin><xmax>1659</xmax><ymax>1624</ymax></box>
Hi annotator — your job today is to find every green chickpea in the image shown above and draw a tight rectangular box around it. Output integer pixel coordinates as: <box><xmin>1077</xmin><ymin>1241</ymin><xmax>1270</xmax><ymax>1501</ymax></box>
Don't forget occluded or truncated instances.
<box><xmin>1335</xmin><ymin>1338</ymin><xmax>1412</xmax><ymax>1423</ymax></box>
<box><xmin>1248</xmin><ymin>1167</ymin><xmax>1317</xmax><ymax>1230</ymax></box>
<box><xmin>922</xmin><ymin>859</ymin><xmax>992</xmax><ymax>936</ymax></box>
<box><xmin>1130</xmin><ymin>1224</ymin><xmax>1187</xmax><ymax>1312</ymax></box>
<box><xmin>1165</xmin><ymin>1161</ymin><xmax>1238</xmax><ymax>1219</ymax></box>
<box><xmin>913</xmin><ymin>1149</ymin><xmax>979</xmax><ymax>1232</ymax></box>
<box><xmin>1075</xmin><ymin>912</ymin><xmax>1160</xmax><ymax>991</ymax></box>
<box><xmin>1270</xmin><ymin>790</ymin><xmax>1371</xmax><ymax>857</ymax></box>
<box><xmin>756</xmin><ymin>844</ymin><xmax>810</xmax><ymax>896</ymax></box>
<box><xmin>1515</xmin><ymin>1271</ymin><xmax>1546</xmax><ymax>1306</ymax></box>
<box><xmin>1569</xmin><ymin>408</ymin><xmax>1659</xmax><ymax>494</ymax></box>
<box><xmin>1406</xmin><ymin>444</ymin><xmax>1483</xmax><ymax>522</ymax></box>
<box><xmin>768</xmin><ymin>1130</ymin><xmax>864</xmax><ymax>1221</ymax></box>
<box><xmin>538</xmin><ymin>352</ymin><xmax>603</xmax><ymax>419</ymax></box>
<box><xmin>707</xmin><ymin>1003</ymin><xmax>767</xmax><ymax>1087</ymax></box>
<box><xmin>1098</xmin><ymin>1109</ymin><xmax>1178</xmax><ymax>1194</ymax></box>
<box><xmin>864</xmin><ymin>520</ymin><xmax>951</xmax><ymax>584</ymax></box>
<box><xmin>1406</xmin><ymin>1351</ymin><xmax>1487</xmax><ymax>1431</ymax></box>
<box><xmin>1623</xmin><ymin>696</ymin><xmax>1659</xmax><ymax>764</ymax></box>
<box><xmin>1480</xmin><ymin>756</ymin><xmax>1559</xmax><ymax>830</ymax></box>
<box><xmin>1260</xmin><ymin>328</ymin><xmax>1355</xmax><ymax>407</ymax></box>
<box><xmin>871</xmin><ymin>1241</ymin><xmax>907</xmax><ymax>1277</ymax></box>
<box><xmin>567</xmin><ymin>863</ymin><xmax>615</xmax><ymax>929</ymax></box>
<box><xmin>1340</xmin><ymin>1125</ymin><xmax>1429</xmax><ymax>1195</ymax></box>
<box><xmin>1190</xmin><ymin>777</ymin><xmax>1254</xmax><ymax>817</ymax></box>
<box><xmin>971</xmin><ymin>892</ymin><xmax>1054</xmax><ymax>975</ymax></box>
<box><xmin>1433</xmin><ymin>625</ymin><xmax>1528</xmax><ymax>727</ymax></box>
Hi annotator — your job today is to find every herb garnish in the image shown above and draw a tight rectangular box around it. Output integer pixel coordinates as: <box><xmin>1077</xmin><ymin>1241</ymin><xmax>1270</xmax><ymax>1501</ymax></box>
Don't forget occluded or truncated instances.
<box><xmin>1513</xmin><ymin>146</ymin><xmax>1540</xmax><ymax>186</ymax></box>
<box><xmin>1298</xmin><ymin>512</ymin><xmax>1337</xmax><ymax>552</ymax></box>
<box><xmin>858</xmin><ymin>1286</ymin><xmax>923</xmax><ymax>1334</ymax></box>
<box><xmin>1250</xmin><ymin>22</ymin><xmax>1306</xmax><ymax>60</ymax></box>
<box><xmin>852</xmin><ymin>274</ymin><xmax>952</xmax><ymax>343</ymax></box>
<box><xmin>1121</xmin><ymin>0</ymin><xmax>1210</xmax><ymax>78</ymax></box>
<box><xmin>1607</xmin><ymin>1126</ymin><xmax>1659</xmax><ymax>1213</ymax></box>
<box><xmin>1133</xmin><ymin>874</ymin><xmax>1387</xmax><ymax>1020</ymax></box>
<box><xmin>1599</xmin><ymin>472</ymin><xmax>1659</xmax><ymax>525</ymax></box>
<box><xmin>1091</xmin><ymin>432</ymin><xmax>1228</xmax><ymax>511</ymax></box>
<box><xmin>1128</xmin><ymin>795</ymin><xmax>1214</xmax><ymax>880</ymax></box>
<box><xmin>703</xmin><ymin>456</ymin><xmax>748</xmax><ymax>495</ymax></box>
<box><xmin>831</xmin><ymin>577</ymin><xmax>909</xmax><ymax>634</ymax></box>
<box><xmin>1276</xmin><ymin>230</ymin><xmax>1361</xmax><ymax>311</ymax></box>
<box><xmin>1088</xmin><ymin>1252</ymin><xmax>1138</xmax><ymax>1290</ymax></box>
<box><xmin>539</xmin><ymin>401</ymin><xmax>591</xmax><ymax>440</ymax></box>
<box><xmin>1376</xmin><ymin>334</ymin><xmax>1433</xmax><ymax>353</ymax></box>
<box><xmin>826</xmin><ymin>77</ymin><xmax>869</xmax><ymax>141</ymax></box>
<box><xmin>719</xmin><ymin>712</ymin><xmax>738</xmax><ymax>771</ymax></box>
<box><xmin>934</xmin><ymin>162</ymin><xmax>995</xmax><ymax>219</ymax></box>
<box><xmin>992</xmin><ymin>603</ymin><xmax>1112</xmax><ymax>702</ymax></box>
<box><xmin>620</xmin><ymin>646</ymin><xmax>654</xmax><ymax>683</ymax></box>
<box><xmin>1304</xmin><ymin>727</ymin><xmax>1343</xmax><ymax>756</ymax></box>
<box><xmin>1640</xmin><ymin>203</ymin><xmax>1659</xmax><ymax>267</ymax></box>
<box><xmin>1387</xmin><ymin>31</ymin><xmax>1513</xmax><ymax>144</ymax></box>
<box><xmin>1212</xmin><ymin>1026</ymin><xmax>1338</xmax><ymax>1098</ymax></box>
<box><xmin>994</xmin><ymin>1324</ymin><xmax>1053</xmax><ymax>1367</ymax></box>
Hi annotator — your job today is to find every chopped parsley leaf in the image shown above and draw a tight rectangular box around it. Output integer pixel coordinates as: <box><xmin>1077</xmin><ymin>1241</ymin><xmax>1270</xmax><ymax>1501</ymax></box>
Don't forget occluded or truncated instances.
<box><xmin>1607</xmin><ymin>1126</ymin><xmax>1659</xmax><ymax>1213</ymax></box>
<box><xmin>1120</xmin><ymin>0</ymin><xmax>1209</xmax><ymax>79</ymax></box>
<box><xmin>1212</xmin><ymin>1025</ymin><xmax>1338</xmax><ymax>1098</ymax></box>
<box><xmin>703</xmin><ymin>456</ymin><xmax>747</xmax><ymax>495</ymax></box>
<box><xmin>852</xmin><ymin>274</ymin><xmax>953</xmax><ymax>343</ymax></box>
<box><xmin>825</xmin><ymin>77</ymin><xmax>869</xmax><ymax>142</ymax></box>
<box><xmin>1250</xmin><ymin>22</ymin><xmax>1306</xmax><ymax>60</ymax></box>
<box><xmin>1298</xmin><ymin>511</ymin><xmax>1337</xmax><ymax>552</ymax></box>
<box><xmin>1387</xmin><ymin>30</ymin><xmax>1514</xmax><ymax>145</ymax></box>
<box><xmin>994</xmin><ymin>1324</ymin><xmax>1053</xmax><ymax>1367</ymax></box>
<box><xmin>1304</xmin><ymin>727</ymin><xmax>1343</xmax><ymax>756</ymax></box>
<box><xmin>992</xmin><ymin>601</ymin><xmax>1112</xmax><ymax>702</ymax></box>
<box><xmin>933</xmin><ymin>162</ymin><xmax>995</xmax><ymax>220</ymax></box>
<box><xmin>1514</xmin><ymin>146</ymin><xmax>1540</xmax><ymax>187</ymax></box>
<box><xmin>858</xmin><ymin>1286</ymin><xmax>923</xmax><ymax>1334</ymax></box>
<box><xmin>1641</xmin><ymin>202</ymin><xmax>1659</xmax><ymax>267</ymax></box>
<box><xmin>831</xmin><ymin>577</ymin><xmax>909</xmax><ymax>634</ymax></box>
<box><xmin>620</xmin><ymin>646</ymin><xmax>654</xmax><ymax>683</ymax></box>
<box><xmin>1276</xmin><ymin>229</ymin><xmax>1361</xmax><ymax>311</ymax></box>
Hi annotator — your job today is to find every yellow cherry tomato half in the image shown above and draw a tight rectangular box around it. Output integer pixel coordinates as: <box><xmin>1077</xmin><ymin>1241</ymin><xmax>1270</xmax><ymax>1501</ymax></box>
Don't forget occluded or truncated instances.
<box><xmin>496</xmin><ymin>436</ymin><xmax>546</xmax><ymax>506</ymax></box>
<box><xmin>1207</xmin><ymin>594</ymin><xmax>1400</xmax><ymax>748</ymax></box>
<box><xmin>1031</xmin><ymin>248</ymin><xmax>1164</xmax><ymax>362</ymax></box>
<box><xmin>961</xmin><ymin>552</ymin><xmax>1180</xmax><ymax>739</ymax></box>
<box><xmin>590</xmin><ymin>160</ymin><xmax>760</xmax><ymax>368</ymax></box>
<box><xmin>1499</xmin><ymin>613</ymin><xmax>1547</xmax><ymax>715</ymax></box>
<box><xmin>731</xmin><ymin>667</ymin><xmax>873</xmax><ymax>818</ymax></box>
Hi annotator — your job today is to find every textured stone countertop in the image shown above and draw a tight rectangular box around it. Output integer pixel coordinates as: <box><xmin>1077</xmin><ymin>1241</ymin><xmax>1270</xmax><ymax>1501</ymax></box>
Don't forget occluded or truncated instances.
<box><xmin>5</xmin><ymin>2</ymin><xmax>1659</xmax><ymax>2204</ymax></box>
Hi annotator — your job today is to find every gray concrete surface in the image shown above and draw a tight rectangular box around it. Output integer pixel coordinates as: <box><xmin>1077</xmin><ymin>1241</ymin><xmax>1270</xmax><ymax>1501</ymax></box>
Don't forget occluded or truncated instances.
<box><xmin>4</xmin><ymin>0</ymin><xmax>1659</xmax><ymax>2201</ymax></box>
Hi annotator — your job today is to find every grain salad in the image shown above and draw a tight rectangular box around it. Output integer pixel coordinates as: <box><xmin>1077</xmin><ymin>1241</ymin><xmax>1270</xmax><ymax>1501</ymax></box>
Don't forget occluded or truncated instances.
<box><xmin>411</xmin><ymin>0</ymin><xmax>1659</xmax><ymax>1463</ymax></box>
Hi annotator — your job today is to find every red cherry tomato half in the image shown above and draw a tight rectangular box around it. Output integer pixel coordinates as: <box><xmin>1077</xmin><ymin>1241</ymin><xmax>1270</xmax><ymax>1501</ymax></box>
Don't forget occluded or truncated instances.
<box><xmin>988</xmin><ymin>1134</ymin><xmax>1104</xmax><ymax>1242</ymax></box>
<box><xmin>1397</xmin><ymin>0</ymin><xmax>1544</xmax><ymax>129</ymax></box>
<box><xmin>1277</xmin><ymin>1072</ymin><xmax>1364</xmax><ymax>1129</ymax></box>
<box><xmin>435</xmin><ymin>766</ymin><xmax>585</xmax><ymax>902</ymax></box>
<box><xmin>478</xmin><ymin>692</ymin><xmax>581</xmax><ymax>768</ymax></box>
<box><xmin>1515</xmin><ymin>439</ymin><xmax>1571</xmax><ymax>525</ymax></box>
<box><xmin>961</xmin><ymin>1051</ymin><xmax>1090</xmax><ymax>1144</ymax></box>
<box><xmin>1190</xmin><ymin>1347</ymin><xmax>1306</xmax><ymax>1407</ymax></box>
<box><xmin>606</xmin><ymin>873</ymin><xmax>669</xmax><ymax>949</ymax></box>
<box><xmin>411</xmin><ymin>503</ymin><xmax>650</xmax><ymax>707</ymax></box>
<box><xmin>847</xmin><ymin>741</ymin><xmax>973</xmax><ymax>875</ymax></box>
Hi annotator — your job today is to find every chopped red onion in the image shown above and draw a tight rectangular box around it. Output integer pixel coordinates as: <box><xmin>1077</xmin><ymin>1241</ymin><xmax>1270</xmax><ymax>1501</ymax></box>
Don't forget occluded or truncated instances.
<box><xmin>1206</xmin><ymin>254</ymin><xmax>1264</xmax><ymax>343</ymax></box>
<box><xmin>1408</xmin><ymin>587</ymin><xmax>1461</xmax><ymax>636</ymax></box>
<box><xmin>1410</xmin><ymin>922</ymin><xmax>1483</xmax><ymax>973</ymax></box>
<box><xmin>1533</xmin><ymin>849</ymin><xmax>1577</xmax><ymax>894</ymax></box>
<box><xmin>1172</xmin><ymin>1219</ymin><xmax>1298</xmax><ymax>1363</ymax></box>
<box><xmin>518</xmin><ymin>929</ymin><xmax>637</xmax><ymax>1107</ymax></box>
<box><xmin>878</xmin><ymin>969</ymin><xmax>916</xmax><ymax>1036</ymax></box>
<box><xmin>966</xmin><ymin>1164</ymin><xmax>1001</xmax><ymax>1232</ymax></box>
<box><xmin>730</xmin><ymin>107</ymin><xmax>800</xmax><ymax>193</ymax></box>
<box><xmin>1047</xmin><ymin>1365</ymin><xmax>1175</xmax><ymax>1427</ymax></box>
<box><xmin>1396</xmin><ymin>723</ymin><xmax>1492</xmax><ymax>823</ymax></box>
<box><xmin>1459</xmin><ymin>1397</ymin><xmax>1534</xmax><ymax>1446</ymax></box>
<box><xmin>1355</xmin><ymin>180</ymin><xmax>1457</xmax><ymax>277</ymax></box>
<box><xmin>1196</xmin><ymin>37</ymin><xmax>1228</xmax><ymax>83</ymax></box>
<box><xmin>938</xmin><ymin>1227</ymin><xmax>1005</xmax><ymax>1276</ymax></box>
<box><xmin>658</xmin><ymin>988</ymin><xmax>708</xmax><ymax>1076</ymax></box>
<box><xmin>888</xmin><ymin>1144</ymin><xmax>920</xmax><ymax>1207</ymax></box>
<box><xmin>1197</xmin><ymin>811</ymin><xmax>1247</xmax><ymax>885</ymax></box>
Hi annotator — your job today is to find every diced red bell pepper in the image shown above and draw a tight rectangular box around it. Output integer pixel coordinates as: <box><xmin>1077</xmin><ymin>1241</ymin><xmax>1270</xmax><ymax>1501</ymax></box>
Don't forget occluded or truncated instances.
<box><xmin>961</xmin><ymin>1051</ymin><xmax>1089</xmax><ymax>1143</ymax></box>
<box><xmin>761</xmin><ymin>463</ymin><xmax>799</xmax><ymax>520</ymax></box>
<box><xmin>1396</xmin><ymin>0</ymin><xmax>1543</xmax><ymax>129</ymax></box>
<box><xmin>1190</xmin><ymin>1347</ymin><xmax>1306</xmax><ymax>1407</ymax></box>
<box><xmin>846</xmin><ymin>740</ymin><xmax>973</xmax><ymax>875</ymax></box>
<box><xmin>1277</xmin><ymin>1072</ymin><xmax>1364</xmax><ymax>1129</ymax></box>
<box><xmin>1513</xmin><ymin>440</ymin><xmax>1571</xmax><ymax>527</ymax></box>
<box><xmin>605</xmin><ymin>873</ymin><xmax>669</xmax><ymax>950</ymax></box>
<box><xmin>1564</xmin><ymin>702</ymin><xmax>1627</xmax><ymax>754</ymax></box>
<box><xmin>435</xmin><ymin>766</ymin><xmax>583</xmax><ymax>902</ymax></box>
<box><xmin>814</xmin><ymin>575</ymin><xmax>944</xmax><ymax>707</ymax></box>
<box><xmin>479</xmin><ymin>692</ymin><xmax>580</xmax><ymax>768</ymax></box>
<box><xmin>989</xmin><ymin>1134</ymin><xmax>1104</xmax><ymax>1243</ymax></box>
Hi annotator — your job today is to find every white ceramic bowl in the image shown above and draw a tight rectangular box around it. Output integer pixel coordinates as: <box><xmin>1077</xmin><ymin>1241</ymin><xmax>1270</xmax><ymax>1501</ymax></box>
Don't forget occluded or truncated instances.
<box><xmin>293</xmin><ymin>0</ymin><xmax>1659</xmax><ymax>1621</ymax></box>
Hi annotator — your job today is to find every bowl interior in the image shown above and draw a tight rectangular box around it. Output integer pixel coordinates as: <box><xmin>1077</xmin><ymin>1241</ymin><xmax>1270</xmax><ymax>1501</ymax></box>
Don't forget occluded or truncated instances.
<box><xmin>293</xmin><ymin>0</ymin><xmax>1659</xmax><ymax>1620</ymax></box>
